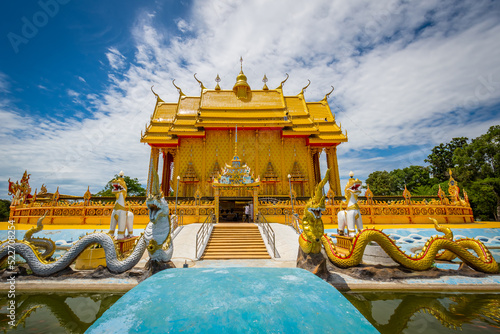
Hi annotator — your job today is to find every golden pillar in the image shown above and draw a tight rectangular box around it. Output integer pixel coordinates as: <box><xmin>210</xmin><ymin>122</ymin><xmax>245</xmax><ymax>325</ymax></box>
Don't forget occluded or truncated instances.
<box><xmin>255</xmin><ymin>129</ymin><xmax>259</xmax><ymax>182</ymax></box>
<box><xmin>202</xmin><ymin>137</ymin><xmax>206</xmax><ymax>197</ymax></box>
<box><xmin>173</xmin><ymin>145</ymin><xmax>180</xmax><ymax>197</ymax></box>
<box><xmin>325</xmin><ymin>146</ymin><xmax>341</xmax><ymax>196</ymax></box>
<box><xmin>214</xmin><ymin>186</ymin><xmax>220</xmax><ymax>223</ymax></box>
<box><xmin>280</xmin><ymin>137</ymin><xmax>286</xmax><ymax>194</ymax></box>
<box><xmin>147</xmin><ymin>147</ymin><xmax>160</xmax><ymax>195</ymax></box>
<box><xmin>253</xmin><ymin>187</ymin><xmax>259</xmax><ymax>221</ymax></box>
<box><xmin>306</xmin><ymin>146</ymin><xmax>314</xmax><ymax>196</ymax></box>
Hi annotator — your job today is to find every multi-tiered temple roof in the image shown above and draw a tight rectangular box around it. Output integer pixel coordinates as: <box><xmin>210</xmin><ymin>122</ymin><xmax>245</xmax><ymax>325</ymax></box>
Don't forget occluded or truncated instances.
<box><xmin>141</xmin><ymin>70</ymin><xmax>347</xmax><ymax>147</ymax></box>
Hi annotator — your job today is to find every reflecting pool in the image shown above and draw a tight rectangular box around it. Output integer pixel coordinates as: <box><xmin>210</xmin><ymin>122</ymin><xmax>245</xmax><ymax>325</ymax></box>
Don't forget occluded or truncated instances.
<box><xmin>2</xmin><ymin>291</ymin><xmax>499</xmax><ymax>333</ymax></box>
<box><xmin>0</xmin><ymin>292</ymin><xmax>124</xmax><ymax>333</ymax></box>
<box><xmin>342</xmin><ymin>291</ymin><xmax>500</xmax><ymax>333</ymax></box>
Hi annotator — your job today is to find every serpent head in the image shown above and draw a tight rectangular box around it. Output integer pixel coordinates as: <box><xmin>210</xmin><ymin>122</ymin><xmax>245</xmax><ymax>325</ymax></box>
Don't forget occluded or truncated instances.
<box><xmin>111</xmin><ymin>172</ymin><xmax>128</xmax><ymax>199</ymax></box>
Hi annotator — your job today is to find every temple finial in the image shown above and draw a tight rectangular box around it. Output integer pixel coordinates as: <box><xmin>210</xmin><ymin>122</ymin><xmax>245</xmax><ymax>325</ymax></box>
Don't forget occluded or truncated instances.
<box><xmin>215</xmin><ymin>74</ymin><xmax>221</xmax><ymax>90</ymax></box>
<box><xmin>240</xmin><ymin>56</ymin><xmax>243</xmax><ymax>71</ymax></box>
<box><xmin>262</xmin><ymin>74</ymin><xmax>269</xmax><ymax>90</ymax></box>
<box><xmin>194</xmin><ymin>73</ymin><xmax>206</xmax><ymax>90</ymax></box>
<box><xmin>172</xmin><ymin>79</ymin><xmax>185</xmax><ymax>97</ymax></box>
<box><xmin>299</xmin><ymin>79</ymin><xmax>311</xmax><ymax>96</ymax></box>
<box><xmin>150</xmin><ymin>85</ymin><xmax>164</xmax><ymax>102</ymax></box>
<box><xmin>276</xmin><ymin>73</ymin><xmax>289</xmax><ymax>90</ymax></box>
<box><xmin>322</xmin><ymin>86</ymin><xmax>334</xmax><ymax>101</ymax></box>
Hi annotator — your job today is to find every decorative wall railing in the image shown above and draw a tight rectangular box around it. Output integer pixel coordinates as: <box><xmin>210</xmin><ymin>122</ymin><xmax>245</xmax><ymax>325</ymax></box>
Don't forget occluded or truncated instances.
<box><xmin>258</xmin><ymin>196</ymin><xmax>474</xmax><ymax>225</ymax></box>
<box><xmin>9</xmin><ymin>198</ymin><xmax>216</xmax><ymax>225</ymax></box>
<box><xmin>9</xmin><ymin>194</ymin><xmax>474</xmax><ymax>225</ymax></box>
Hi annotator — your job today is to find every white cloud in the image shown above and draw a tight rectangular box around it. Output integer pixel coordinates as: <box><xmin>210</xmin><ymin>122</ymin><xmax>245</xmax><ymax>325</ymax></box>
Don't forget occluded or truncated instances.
<box><xmin>67</xmin><ymin>89</ymin><xmax>79</xmax><ymax>97</ymax></box>
<box><xmin>176</xmin><ymin>18</ymin><xmax>191</xmax><ymax>33</ymax></box>
<box><xmin>78</xmin><ymin>76</ymin><xmax>87</xmax><ymax>83</ymax></box>
<box><xmin>2</xmin><ymin>0</ymin><xmax>500</xmax><ymax>199</ymax></box>
<box><xmin>105</xmin><ymin>47</ymin><xmax>127</xmax><ymax>70</ymax></box>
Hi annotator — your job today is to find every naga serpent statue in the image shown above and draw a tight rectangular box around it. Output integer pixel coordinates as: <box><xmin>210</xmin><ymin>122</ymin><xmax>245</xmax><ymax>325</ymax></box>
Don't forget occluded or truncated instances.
<box><xmin>299</xmin><ymin>170</ymin><xmax>499</xmax><ymax>274</ymax></box>
<box><xmin>0</xmin><ymin>171</ymin><xmax>172</xmax><ymax>276</ymax></box>
<box><xmin>23</xmin><ymin>210</ymin><xmax>56</xmax><ymax>260</ymax></box>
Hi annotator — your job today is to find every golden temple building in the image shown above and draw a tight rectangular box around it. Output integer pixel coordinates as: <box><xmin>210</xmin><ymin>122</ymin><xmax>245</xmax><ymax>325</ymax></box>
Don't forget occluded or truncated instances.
<box><xmin>140</xmin><ymin>65</ymin><xmax>347</xmax><ymax>208</ymax></box>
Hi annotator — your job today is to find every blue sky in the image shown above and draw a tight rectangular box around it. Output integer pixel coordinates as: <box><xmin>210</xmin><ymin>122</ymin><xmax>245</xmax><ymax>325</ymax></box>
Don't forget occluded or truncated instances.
<box><xmin>0</xmin><ymin>0</ymin><xmax>499</xmax><ymax>199</ymax></box>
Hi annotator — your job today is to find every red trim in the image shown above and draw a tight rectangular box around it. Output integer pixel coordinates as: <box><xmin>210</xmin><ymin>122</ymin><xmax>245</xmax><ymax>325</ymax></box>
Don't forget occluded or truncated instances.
<box><xmin>300</xmin><ymin>234</ymin><xmax>311</xmax><ymax>243</ymax></box>
<box><xmin>176</xmin><ymin>133</ymin><xmax>206</xmax><ymax>138</ymax></box>
<box><xmin>204</xmin><ymin>127</ymin><xmax>283</xmax><ymax>131</ymax></box>
<box><xmin>281</xmin><ymin>132</ymin><xmax>309</xmax><ymax>138</ymax></box>
<box><xmin>306</xmin><ymin>138</ymin><xmax>339</xmax><ymax>147</ymax></box>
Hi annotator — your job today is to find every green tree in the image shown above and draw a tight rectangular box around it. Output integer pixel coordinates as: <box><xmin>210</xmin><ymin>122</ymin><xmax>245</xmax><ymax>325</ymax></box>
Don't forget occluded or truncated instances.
<box><xmin>365</xmin><ymin>171</ymin><xmax>396</xmax><ymax>195</ymax></box>
<box><xmin>0</xmin><ymin>199</ymin><xmax>11</xmax><ymax>221</ymax></box>
<box><xmin>453</xmin><ymin>125</ymin><xmax>500</xmax><ymax>221</ymax></box>
<box><xmin>391</xmin><ymin>165</ymin><xmax>434</xmax><ymax>193</ymax></box>
<box><xmin>425</xmin><ymin>137</ymin><xmax>468</xmax><ymax>181</ymax></box>
<box><xmin>95</xmin><ymin>175</ymin><xmax>146</xmax><ymax>197</ymax></box>
<box><xmin>366</xmin><ymin>166</ymin><xmax>435</xmax><ymax>196</ymax></box>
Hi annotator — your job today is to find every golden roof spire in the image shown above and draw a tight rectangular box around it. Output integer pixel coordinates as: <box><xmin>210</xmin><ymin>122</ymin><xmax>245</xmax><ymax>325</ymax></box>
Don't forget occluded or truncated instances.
<box><xmin>233</xmin><ymin>58</ymin><xmax>251</xmax><ymax>99</ymax></box>
<box><xmin>215</xmin><ymin>74</ymin><xmax>221</xmax><ymax>90</ymax></box>
<box><xmin>262</xmin><ymin>74</ymin><xmax>269</xmax><ymax>90</ymax></box>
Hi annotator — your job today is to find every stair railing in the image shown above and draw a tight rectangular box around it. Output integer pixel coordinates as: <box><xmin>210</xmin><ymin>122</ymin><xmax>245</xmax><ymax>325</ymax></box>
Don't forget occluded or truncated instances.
<box><xmin>285</xmin><ymin>213</ymin><xmax>301</xmax><ymax>234</ymax></box>
<box><xmin>195</xmin><ymin>213</ymin><xmax>215</xmax><ymax>260</ymax></box>
<box><xmin>257</xmin><ymin>213</ymin><xmax>278</xmax><ymax>258</ymax></box>
<box><xmin>170</xmin><ymin>213</ymin><xmax>184</xmax><ymax>232</ymax></box>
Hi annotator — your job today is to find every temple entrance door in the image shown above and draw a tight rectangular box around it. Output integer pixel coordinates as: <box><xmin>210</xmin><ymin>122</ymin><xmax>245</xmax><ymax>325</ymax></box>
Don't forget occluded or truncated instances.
<box><xmin>218</xmin><ymin>200</ymin><xmax>249</xmax><ymax>222</ymax></box>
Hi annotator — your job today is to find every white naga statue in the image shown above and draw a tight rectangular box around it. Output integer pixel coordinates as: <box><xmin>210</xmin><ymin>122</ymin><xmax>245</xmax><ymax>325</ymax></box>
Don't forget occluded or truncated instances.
<box><xmin>108</xmin><ymin>171</ymin><xmax>134</xmax><ymax>239</ymax></box>
<box><xmin>337</xmin><ymin>171</ymin><xmax>363</xmax><ymax>237</ymax></box>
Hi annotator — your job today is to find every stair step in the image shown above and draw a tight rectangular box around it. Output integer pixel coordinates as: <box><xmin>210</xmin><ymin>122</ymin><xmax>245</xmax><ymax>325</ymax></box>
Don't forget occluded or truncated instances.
<box><xmin>201</xmin><ymin>224</ymin><xmax>270</xmax><ymax>259</ymax></box>
<box><xmin>202</xmin><ymin>255</ymin><xmax>271</xmax><ymax>259</ymax></box>
<box><xmin>206</xmin><ymin>246</ymin><xmax>266</xmax><ymax>250</ymax></box>
<box><xmin>207</xmin><ymin>241</ymin><xmax>266</xmax><ymax>245</ymax></box>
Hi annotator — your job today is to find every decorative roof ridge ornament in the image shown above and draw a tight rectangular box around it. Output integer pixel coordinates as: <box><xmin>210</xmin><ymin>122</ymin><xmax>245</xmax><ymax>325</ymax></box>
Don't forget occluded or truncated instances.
<box><xmin>215</xmin><ymin>74</ymin><xmax>221</xmax><ymax>90</ymax></box>
<box><xmin>262</xmin><ymin>74</ymin><xmax>269</xmax><ymax>90</ymax></box>
<box><xmin>322</xmin><ymin>86</ymin><xmax>334</xmax><ymax>102</ymax></box>
<box><xmin>233</xmin><ymin>57</ymin><xmax>251</xmax><ymax>99</ymax></box>
<box><xmin>276</xmin><ymin>73</ymin><xmax>289</xmax><ymax>90</ymax></box>
<box><xmin>150</xmin><ymin>85</ymin><xmax>164</xmax><ymax>103</ymax></box>
<box><xmin>171</xmin><ymin>79</ymin><xmax>185</xmax><ymax>97</ymax></box>
<box><xmin>193</xmin><ymin>73</ymin><xmax>206</xmax><ymax>91</ymax></box>
<box><xmin>298</xmin><ymin>79</ymin><xmax>311</xmax><ymax>97</ymax></box>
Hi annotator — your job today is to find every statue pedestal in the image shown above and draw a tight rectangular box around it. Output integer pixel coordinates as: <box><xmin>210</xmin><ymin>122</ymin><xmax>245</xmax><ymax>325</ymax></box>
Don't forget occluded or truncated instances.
<box><xmin>144</xmin><ymin>259</ymin><xmax>176</xmax><ymax>277</ymax></box>
<box><xmin>296</xmin><ymin>248</ymin><xmax>328</xmax><ymax>279</ymax></box>
<box><xmin>362</xmin><ymin>243</ymin><xmax>398</xmax><ymax>266</ymax></box>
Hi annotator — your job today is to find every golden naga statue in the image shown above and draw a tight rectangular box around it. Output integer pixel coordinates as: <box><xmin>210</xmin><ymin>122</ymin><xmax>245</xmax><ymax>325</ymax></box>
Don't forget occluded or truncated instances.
<box><xmin>299</xmin><ymin>169</ymin><xmax>330</xmax><ymax>254</ymax></box>
<box><xmin>299</xmin><ymin>171</ymin><xmax>499</xmax><ymax>274</ymax></box>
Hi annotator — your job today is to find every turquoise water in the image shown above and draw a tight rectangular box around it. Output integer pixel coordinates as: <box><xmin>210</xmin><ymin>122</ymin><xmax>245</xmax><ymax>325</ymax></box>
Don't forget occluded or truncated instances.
<box><xmin>88</xmin><ymin>267</ymin><xmax>378</xmax><ymax>333</ymax></box>
<box><xmin>2</xmin><ymin>290</ymin><xmax>499</xmax><ymax>333</ymax></box>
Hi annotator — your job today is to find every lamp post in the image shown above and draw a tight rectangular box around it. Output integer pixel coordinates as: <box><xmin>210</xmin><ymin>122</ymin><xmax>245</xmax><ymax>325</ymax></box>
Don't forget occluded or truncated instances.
<box><xmin>287</xmin><ymin>174</ymin><xmax>294</xmax><ymax>215</ymax></box>
<box><xmin>175</xmin><ymin>175</ymin><xmax>180</xmax><ymax>215</ymax></box>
